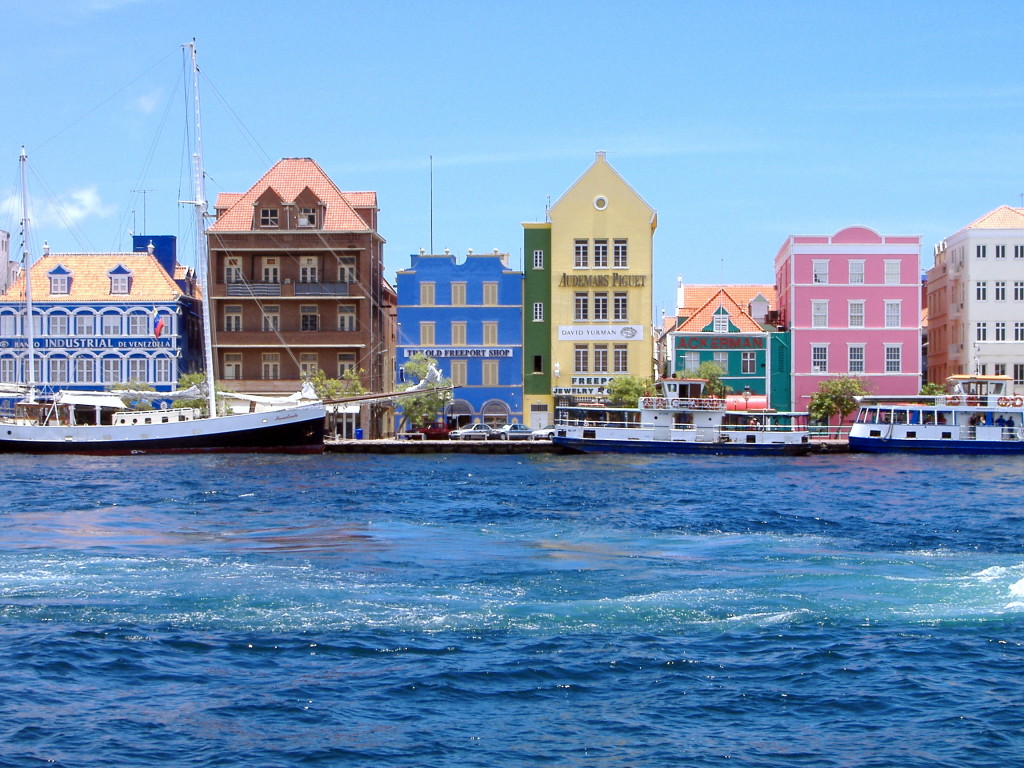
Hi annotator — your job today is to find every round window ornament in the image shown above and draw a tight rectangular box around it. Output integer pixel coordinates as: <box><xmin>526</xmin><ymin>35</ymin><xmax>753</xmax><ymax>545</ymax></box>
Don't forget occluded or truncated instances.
<box><xmin>593</xmin><ymin>196</ymin><xmax>608</xmax><ymax>211</ymax></box>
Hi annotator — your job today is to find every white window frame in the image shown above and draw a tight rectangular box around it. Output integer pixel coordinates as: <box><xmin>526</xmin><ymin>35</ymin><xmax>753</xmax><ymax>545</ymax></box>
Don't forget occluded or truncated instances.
<box><xmin>811</xmin><ymin>344</ymin><xmax>828</xmax><ymax>373</ymax></box>
<box><xmin>848</xmin><ymin>260</ymin><xmax>865</xmax><ymax>284</ymax></box>
<box><xmin>884</xmin><ymin>344</ymin><xmax>902</xmax><ymax>373</ymax></box>
<box><xmin>848</xmin><ymin>300</ymin><xmax>865</xmax><ymax>328</ymax></box>
<box><xmin>532</xmin><ymin>302</ymin><xmax>544</xmax><ymax>322</ymax></box>
<box><xmin>613</xmin><ymin>240</ymin><xmax>628</xmax><ymax>269</ymax></box>
<box><xmin>811</xmin><ymin>300</ymin><xmax>829</xmax><ymax>328</ymax></box>
<box><xmin>883</xmin><ymin>260</ymin><xmax>901</xmax><ymax>284</ymax></box>
<box><xmin>812</xmin><ymin>260</ymin><xmax>829</xmax><ymax>284</ymax></box>
<box><xmin>884</xmin><ymin>300</ymin><xmax>901</xmax><ymax>328</ymax></box>
<box><xmin>848</xmin><ymin>344</ymin><xmax>865</xmax><ymax>374</ymax></box>
<box><xmin>574</xmin><ymin>239</ymin><xmax>589</xmax><ymax>269</ymax></box>
<box><xmin>532</xmin><ymin>249</ymin><xmax>544</xmax><ymax>269</ymax></box>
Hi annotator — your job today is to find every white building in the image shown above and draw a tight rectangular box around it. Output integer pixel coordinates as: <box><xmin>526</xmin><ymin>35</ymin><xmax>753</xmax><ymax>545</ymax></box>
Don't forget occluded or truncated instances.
<box><xmin>927</xmin><ymin>206</ymin><xmax>1024</xmax><ymax>390</ymax></box>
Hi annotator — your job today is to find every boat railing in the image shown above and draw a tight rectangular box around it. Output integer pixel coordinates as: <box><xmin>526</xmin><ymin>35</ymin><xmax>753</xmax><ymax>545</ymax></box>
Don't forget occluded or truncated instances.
<box><xmin>640</xmin><ymin>396</ymin><xmax>725</xmax><ymax>411</ymax></box>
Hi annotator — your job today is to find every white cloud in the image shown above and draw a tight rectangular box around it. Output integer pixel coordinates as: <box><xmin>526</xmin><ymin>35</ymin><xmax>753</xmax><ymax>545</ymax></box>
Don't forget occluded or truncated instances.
<box><xmin>135</xmin><ymin>90</ymin><xmax>163</xmax><ymax>115</ymax></box>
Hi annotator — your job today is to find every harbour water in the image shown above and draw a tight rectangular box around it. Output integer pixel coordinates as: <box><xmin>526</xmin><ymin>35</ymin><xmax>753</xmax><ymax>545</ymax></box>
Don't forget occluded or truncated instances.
<box><xmin>1</xmin><ymin>451</ymin><xmax>1022</xmax><ymax>767</ymax></box>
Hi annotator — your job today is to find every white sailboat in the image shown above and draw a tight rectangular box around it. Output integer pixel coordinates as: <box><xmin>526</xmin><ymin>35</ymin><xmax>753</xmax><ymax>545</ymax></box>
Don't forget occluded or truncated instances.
<box><xmin>0</xmin><ymin>42</ymin><xmax>327</xmax><ymax>454</ymax></box>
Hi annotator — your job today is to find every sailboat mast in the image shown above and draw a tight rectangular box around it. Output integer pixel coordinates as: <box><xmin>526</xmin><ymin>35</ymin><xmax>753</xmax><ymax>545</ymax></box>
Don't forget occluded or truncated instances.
<box><xmin>188</xmin><ymin>41</ymin><xmax>218</xmax><ymax>418</ymax></box>
<box><xmin>20</xmin><ymin>146</ymin><xmax>36</xmax><ymax>403</ymax></box>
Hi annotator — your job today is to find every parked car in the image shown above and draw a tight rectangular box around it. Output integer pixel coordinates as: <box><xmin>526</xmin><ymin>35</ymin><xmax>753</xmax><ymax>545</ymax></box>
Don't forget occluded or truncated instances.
<box><xmin>449</xmin><ymin>423</ymin><xmax>498</xmax><ymax>440</ymax></box>
<box><xmin>414</xmin><ymin>423</ymin><xmax>450</xmax><ymax>440</ymax></box>
<box><xmin>492</xmin><ymin>423</ymin><xmax>535</xmax><ymax>441</ymax></box>
<box><xmin>530</xmin><ymin>425</ymin><xmax>557</xmax><ymax>441</ymax></box>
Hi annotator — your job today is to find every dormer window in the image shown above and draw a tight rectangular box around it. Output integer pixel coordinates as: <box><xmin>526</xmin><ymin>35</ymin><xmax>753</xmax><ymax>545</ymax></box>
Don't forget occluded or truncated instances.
<box><xmin>260</xmin><ymin>208</ymin><xmax>279</xmax><ymax>227</ymax></box>
<box><xmin>299</xmin><ymin>207</ymin><xmax>317</xmax><ymax>227</ymax></box>
<box><xmin>48</xmin><ymin>265</ymin><xmax>72</xmax><ymax>295</ymax></box>
<box><xmin>713</xmin><ymin>310</ymin><xmax>729</xmax><ymax>333</ymax></box>
<box><xmin>108</xmin><ymin>264</ymin><xmax>132</xmax><ymax>295</ymax></box>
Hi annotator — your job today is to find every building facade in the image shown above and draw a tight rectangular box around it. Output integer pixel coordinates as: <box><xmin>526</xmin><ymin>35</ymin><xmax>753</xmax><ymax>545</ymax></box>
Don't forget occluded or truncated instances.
<box><xmin>206</xmin><ymin>157</ymin><xmax>395</xmax><ymax>437</ymax></box>
<box><xmin>927</xmin><ymin>206</ymin><xmax>1024</xmax><ymax>391</ymax></box>
<box><xmin>395</xmin><ymin>249</ymin><xmax>523</xmax><ymax>427</ymax></box>
<box><xmin>664</xmin><ymin>282</ymin><xmax>791</xmax><ymax>412</ymax></box>
<box><xmin>775</xmin><ymin>226</ymin><xmax>922</xmax><ymax>414</ymax></box>
<box><xmin>522</xmin><ymin>152</ymin><xmax>656</xmax><ymax>428</ymax></box>
<box><xmin>0</xmin><ymin>238</ymin><xmax>198</xmax><ymax>406</ymax></box>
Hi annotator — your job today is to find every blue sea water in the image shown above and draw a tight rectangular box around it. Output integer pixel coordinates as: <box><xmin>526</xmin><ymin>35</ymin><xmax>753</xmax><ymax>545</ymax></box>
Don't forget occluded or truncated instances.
<box><xmin>1</xmin><ymin>451</ymin><xmax>1023</xmax><ymax>767</ymax></box>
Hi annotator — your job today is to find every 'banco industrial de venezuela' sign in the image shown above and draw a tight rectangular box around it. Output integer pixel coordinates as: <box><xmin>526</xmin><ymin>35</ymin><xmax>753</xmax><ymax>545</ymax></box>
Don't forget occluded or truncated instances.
<box><xmin>558</xmin><ymin>325</ymin><xmax>644</xmax><ymax>341</ymax></box>
<box><xmin>675</xmin><ymin>335</ymin><xmax>765</xmax><ymax>350</ymax></box>
<box><xmin>0</xmin><ymin>337</ymin><xmax>173</xmax><ymax>350</ymax></box>
<box><xmin>558</xmin><ymin>273</ymin><xmax>647</xmax><ymax>288</ymax></box>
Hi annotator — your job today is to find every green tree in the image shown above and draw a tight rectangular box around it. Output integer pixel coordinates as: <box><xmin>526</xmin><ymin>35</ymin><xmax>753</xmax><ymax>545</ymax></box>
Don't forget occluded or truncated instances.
<box><xmin>172</xmin><ymin>372</ymin><xmax>233</xmax><ymax>417</ymax></box>
<box><xmin>606</xmin><ymin>375</ymin><xmax>653</xmax><ymax>408</ymax></box>
<box><xmin>309</xmin><ymin>368</ymin><xmax>367</xmax><ymax>400</ymax></box>
<box><xmin>919</xmin><ymin>382</ymin><xmax>945</xmax><ymax>396</ymax></box>
<box><xmin>109</xmin><ymin>380</ymin><xmax>157</xmax><ymax>410</ymax></box>
<box><xmin>678</xmin><ymin>361</ymin><xmax>731</xmax><ymax>397</ymax></box>
<box><xmin>396</xmin><ymin>353</ymin><xmax>452</xmax><ymax>430</ymax></box>
<box><xmin>807</xmin><ymin>376</ymin><xmax>869</xmax><ymax>436</ymax></box>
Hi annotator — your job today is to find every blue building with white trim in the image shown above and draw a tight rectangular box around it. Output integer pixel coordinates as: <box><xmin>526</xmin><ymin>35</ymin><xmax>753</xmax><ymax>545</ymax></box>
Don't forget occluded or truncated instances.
<box><xmin>0</xmin><ymin>236</ymin><xmax>200</xmax><ymax>410</ymax></box>
<box><xmin>396</xmin><ymin>249</ymin><xmax>523</xmax><ymax>428</ymax></box>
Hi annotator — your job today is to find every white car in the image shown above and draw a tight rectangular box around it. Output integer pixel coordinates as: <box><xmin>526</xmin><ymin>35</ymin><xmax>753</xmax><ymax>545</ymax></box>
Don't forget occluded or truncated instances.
<box><xmin>492</xmin><ymin>423</ymin><xmax>535</xmax><ymax>441</ymax></box>
<box><xmin>530</xmin><ymin>425</ymin><xmax>557</xmax><ymax>440</ymax></box>
<box><xmin>449</xmin><ymin>423</ymin><xmax>497</xmax><ymax>440</ymax></box>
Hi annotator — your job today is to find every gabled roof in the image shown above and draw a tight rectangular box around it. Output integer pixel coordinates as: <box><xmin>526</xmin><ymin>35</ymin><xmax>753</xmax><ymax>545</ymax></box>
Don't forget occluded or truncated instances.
<box><xmin>676</xmin><ymin>284</ymin><xmax>776</xmax><ymax>322</ymax></box>
<box><xmin>209</xmin><ymin>158</ymin><xmax>377</xmax><ymax>232</ymax></box>
<box><xmin>2</xmin><ymin>251</ymin><xmax>184</xmax><ymax>303</ymax></box>
<box><xmin>966</xmin><ymin>205</ymin><xmax>1024</xmax><ymax>229</ymax></box>
<box><xmin>676</xmin><ymin>288</ymin><xmax>766</xmax><ymax>333</ymax></box>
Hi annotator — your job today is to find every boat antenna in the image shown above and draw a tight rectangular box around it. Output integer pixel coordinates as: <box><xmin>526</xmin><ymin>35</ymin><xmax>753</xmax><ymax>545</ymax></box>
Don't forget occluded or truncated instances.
<box><xmin>20</xmin><ymin>146</ymin><xmax>37</xmax><ymax>404</ymax></box>
<box><xmin>186</xmin><ymin>40</ymin><xmax>218</xmax><ymax>418</ymax></box>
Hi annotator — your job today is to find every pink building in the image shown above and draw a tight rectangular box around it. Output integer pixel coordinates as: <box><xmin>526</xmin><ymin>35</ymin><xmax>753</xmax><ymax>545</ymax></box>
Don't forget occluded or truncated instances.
<box><xmin>775</xmin><ymin>226</ymin><xmax>922</xmax><ymax>419</ymax></box>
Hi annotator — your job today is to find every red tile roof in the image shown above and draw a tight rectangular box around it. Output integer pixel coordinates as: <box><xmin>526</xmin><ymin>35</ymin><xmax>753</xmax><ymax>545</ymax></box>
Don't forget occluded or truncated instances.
<box><xmin>3</xmin><ymin>251</ymin><xmax>184</xmax><ymax>303</ymax></box>
<box><xmin>676</xmin><ymin>284</ymin><xmax>775</xmax><ymax>320</ymax></box>
<box><xmin>209</xmin><ymin>158</ymin><xmax>376</xmax><ymax>232</ymax></box>
<box><xmin>966</xmin><ymin>206</ymin><xmax>1024</xmax><ymax>229</ymax></box>
<box><xmin>677</xmin><ymin>288</ymin><xmax>766</xmax><ymax>333</ymax></box>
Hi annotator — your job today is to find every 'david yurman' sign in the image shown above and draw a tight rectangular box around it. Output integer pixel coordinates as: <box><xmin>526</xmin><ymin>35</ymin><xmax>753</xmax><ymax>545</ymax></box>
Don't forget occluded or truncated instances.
<box><xmin>557</xmin><ymin>325</ymin><xmax>644</xmax><ymax>341</ymax></box>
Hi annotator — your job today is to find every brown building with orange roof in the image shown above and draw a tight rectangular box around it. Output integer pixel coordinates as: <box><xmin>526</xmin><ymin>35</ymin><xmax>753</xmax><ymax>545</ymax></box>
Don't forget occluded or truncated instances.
<box><xmin>0</xmin><ymin>237</ymin><xmax>199</xmax><ymax>400</ymax></box>
<box><xmin>206</xmin><ymin>158</ymin><xmax>395</xmax><ymax>437</ymax></box>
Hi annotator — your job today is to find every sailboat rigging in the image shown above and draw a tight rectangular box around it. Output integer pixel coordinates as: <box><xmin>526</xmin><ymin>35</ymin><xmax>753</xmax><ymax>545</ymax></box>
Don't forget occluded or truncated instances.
<box><xmin>0</xmin><ymin>42</ymin><xmax>327</xmax><ymax>454</ymax></box>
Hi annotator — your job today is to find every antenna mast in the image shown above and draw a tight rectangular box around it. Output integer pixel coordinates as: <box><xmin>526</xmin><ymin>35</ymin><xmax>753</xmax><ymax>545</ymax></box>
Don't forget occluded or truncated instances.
<box><xmin>187</xmin><ymin>40</ymin><xmax>218</xmax><ymax>418</ymax></box>
<box><xmin>20</xmin><ymin>146</ymin><xmax>36</xmax><ymax>403</ymax></box>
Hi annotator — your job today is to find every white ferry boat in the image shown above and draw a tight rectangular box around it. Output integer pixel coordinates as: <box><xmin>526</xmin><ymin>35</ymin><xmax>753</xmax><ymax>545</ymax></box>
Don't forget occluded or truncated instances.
<box><xmin>848</xmin><ymin>375</ymin><xmax>1024</xmax><ymax>454</ymax></box>
<box><xmin>550</xmin><ymin>377</ymin><xmax>812</xmax><ymax>456</ymax></box>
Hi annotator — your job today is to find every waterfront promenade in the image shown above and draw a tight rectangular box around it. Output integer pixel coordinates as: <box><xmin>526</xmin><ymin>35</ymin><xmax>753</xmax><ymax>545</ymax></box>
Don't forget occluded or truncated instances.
<box><xmin>325</xmin><ymin>438</ymin><xmax>850</xmax><ymax>454</ymax></box>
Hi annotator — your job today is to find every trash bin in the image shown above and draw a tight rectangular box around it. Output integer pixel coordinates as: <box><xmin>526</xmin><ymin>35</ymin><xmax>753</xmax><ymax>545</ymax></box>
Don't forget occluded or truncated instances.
<box><xmin>355</xmin><ymin>428</ymin><xmax>364</xmax><ymax>440</ymax></box>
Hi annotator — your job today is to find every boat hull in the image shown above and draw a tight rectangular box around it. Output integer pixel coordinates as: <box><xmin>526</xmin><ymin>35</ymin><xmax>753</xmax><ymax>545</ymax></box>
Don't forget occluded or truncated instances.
<box><xmin>552</xmin><ymin>434</ymin><xmax>812</xmax><ymax>456</ymax></box>
<box><xmin>848</xmin><ymin>435</ymin><xmax>1024</xmax><ymax>455</ymax></box>
<box><xmin>0</xmin><ymin>404</ymin><xmax>326</xmax><ymax>455</ymax></box>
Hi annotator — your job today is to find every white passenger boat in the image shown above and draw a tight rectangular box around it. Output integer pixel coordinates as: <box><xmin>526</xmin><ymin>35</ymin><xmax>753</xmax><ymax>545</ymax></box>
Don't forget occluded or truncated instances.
<box><xmin>551</xmin><ymin>377</ymin><xmax>812</xmax><ymax>455</ymax></box>
<box><xmin>849</xmin><ymin>374</ymin><xmax>1024</xmax><ymax>454</ymax></box>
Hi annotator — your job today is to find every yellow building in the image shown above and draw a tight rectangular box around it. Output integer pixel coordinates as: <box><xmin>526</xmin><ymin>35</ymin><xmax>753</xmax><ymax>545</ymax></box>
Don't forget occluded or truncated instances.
<box><xmin>523</xmin><ymin>152</ymin><xmax>656</xmax><ymax>425</ymax></box>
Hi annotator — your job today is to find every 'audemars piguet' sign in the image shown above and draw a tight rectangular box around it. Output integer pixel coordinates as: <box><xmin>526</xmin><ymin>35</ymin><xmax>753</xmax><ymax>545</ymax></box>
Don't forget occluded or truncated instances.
<box><xmin>558</xmin><ymin>273</ymin><xmax>646</xmax><ymax>287</ymax></box>
<box><xmin>557</xmin><ymin>325</ymin><xmax>644</xmax><ymax>341</ymax></box>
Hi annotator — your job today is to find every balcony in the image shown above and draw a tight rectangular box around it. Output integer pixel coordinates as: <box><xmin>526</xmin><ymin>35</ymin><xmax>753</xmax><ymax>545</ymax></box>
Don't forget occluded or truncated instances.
<box><xmin>226</xmin><ymin>282</ymin><xmax>281</xmax><ymax>297</ymax></box>
<box><xmin>294</xmin><ymin>282</ymin><xmax>350</xmax><ymax>296</ymax></box>
<box><xmin>223</xmin><ymin>281</ymin><xmax>352</xmax><ymax>298</ymax></box>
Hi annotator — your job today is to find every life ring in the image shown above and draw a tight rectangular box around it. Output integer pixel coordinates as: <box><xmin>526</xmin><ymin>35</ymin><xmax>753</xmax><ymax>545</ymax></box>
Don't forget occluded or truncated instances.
<box><xmin>966</xmin><ymin>395</ymin><xmax>979</xmax><ymax>407</ymax></box>
<box><xmin>946</xmin><ymin>396</ymin><xmax>960</xmax><ymax>406</ymax></box>
<box><xmin>1014</xmin><ymin>396</ymin><xmax>1024</xmax><ymax>408</ymax></box>
<box><xmin>998</xmin><ymin>396</ymin><xmax>1010</xmax><ymax>407</ymax></box>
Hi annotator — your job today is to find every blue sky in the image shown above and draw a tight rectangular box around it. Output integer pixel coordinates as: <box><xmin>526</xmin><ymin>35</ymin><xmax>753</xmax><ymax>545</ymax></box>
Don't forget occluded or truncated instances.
<box><xmin>3</xmin><ymin>0</ymin><xmax>1023</xmax><ymax>317</ymax></box>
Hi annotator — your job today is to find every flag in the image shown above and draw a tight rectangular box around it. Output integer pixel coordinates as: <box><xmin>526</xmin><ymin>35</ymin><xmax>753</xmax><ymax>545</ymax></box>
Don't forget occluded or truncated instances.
<box><xmin>153</xmin><ymin>311</ymin><xmax>165</xmax><ymax>339</ymax></box>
